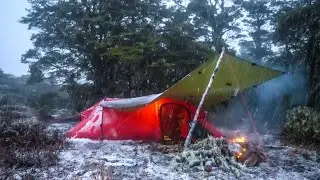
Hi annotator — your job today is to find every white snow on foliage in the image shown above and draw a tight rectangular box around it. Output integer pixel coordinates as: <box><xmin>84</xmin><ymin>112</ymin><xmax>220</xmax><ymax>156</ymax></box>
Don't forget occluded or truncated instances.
<box><xmin>99</xmin><ymin>93</ymin><xmax>162</xmax><ymax>108</ymax></box>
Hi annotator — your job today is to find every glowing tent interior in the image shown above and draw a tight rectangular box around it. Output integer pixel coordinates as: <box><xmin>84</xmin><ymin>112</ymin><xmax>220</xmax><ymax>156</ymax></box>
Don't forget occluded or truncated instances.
<box><xmin>66</xmin><ymin>52</ymin><xmax>285</xmax><ymax>143</ymax></box>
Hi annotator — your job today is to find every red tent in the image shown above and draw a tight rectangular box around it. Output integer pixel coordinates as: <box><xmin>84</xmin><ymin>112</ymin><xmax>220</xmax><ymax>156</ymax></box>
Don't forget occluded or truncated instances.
<box><xmin>66</xmin><ymin>94</ymin><xmax>223</xmax><ymax>143</ymax></box>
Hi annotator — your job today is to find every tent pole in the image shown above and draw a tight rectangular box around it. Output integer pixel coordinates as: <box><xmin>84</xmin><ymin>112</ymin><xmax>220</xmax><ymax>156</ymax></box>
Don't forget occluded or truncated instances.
<box><xmin>100</xmin><ymin>106</ymin><xmax>104</xmax><ymax>141</ymax></box>
<box><xmin>184</xmin><ymin>47</ymin><xmax>226</xmax><ymax>149</ymax></box>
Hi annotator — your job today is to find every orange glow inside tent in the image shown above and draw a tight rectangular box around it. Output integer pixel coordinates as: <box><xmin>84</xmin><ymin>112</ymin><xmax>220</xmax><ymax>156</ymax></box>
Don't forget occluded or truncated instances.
<box><xmin>66</xmin><ymin>97</ymin><xmax>223</xmax><ymax>143</ymax></box>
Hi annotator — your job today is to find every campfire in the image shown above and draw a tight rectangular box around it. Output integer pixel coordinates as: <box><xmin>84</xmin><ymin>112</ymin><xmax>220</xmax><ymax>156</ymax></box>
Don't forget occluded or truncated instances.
<box><xmin>228</xmin><ymin>131</ymin><xmax>267</xmax><ymax>166</ymax></box>
<box><xmin>230</xmin><ymin>136</ymin><xmax>248</xmax><ymax>159</ymax></box>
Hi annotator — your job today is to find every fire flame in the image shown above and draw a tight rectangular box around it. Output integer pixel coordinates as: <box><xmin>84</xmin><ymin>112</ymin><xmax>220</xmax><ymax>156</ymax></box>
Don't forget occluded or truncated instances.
<box><xmin>230</xmin><ymin>135</ymin><xmax>248</xmax><ymax>159</ymax></box>
<box><xmin>231</xmin><ymin>136</ymin><xmax>247</xmax><ymax>144</ymax></box>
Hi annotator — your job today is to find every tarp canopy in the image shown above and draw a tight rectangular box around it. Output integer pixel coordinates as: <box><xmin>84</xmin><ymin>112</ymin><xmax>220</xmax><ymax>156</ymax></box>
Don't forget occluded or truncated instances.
<box><xmin>157</xmin><ymin>53</ymin><xmax>284</xmax><ymax>108</ymax></box>
<box><xmin>99</xmin><ymin>52</ymin><xmax>284</xmax><ymax>109</ymax></box>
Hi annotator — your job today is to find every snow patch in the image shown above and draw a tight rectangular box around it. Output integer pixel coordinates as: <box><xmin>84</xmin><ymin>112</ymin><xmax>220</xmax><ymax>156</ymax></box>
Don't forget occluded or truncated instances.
<box><xmin>99</xmin><ymin>93</ymin><xmax>162</xmax><ymax>108</ymax></box>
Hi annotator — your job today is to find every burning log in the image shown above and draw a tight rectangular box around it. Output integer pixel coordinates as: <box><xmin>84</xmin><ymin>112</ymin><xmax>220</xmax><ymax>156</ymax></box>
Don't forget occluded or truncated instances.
<box><xmin>228</xmin><ymin>133</ymin><xmax>267</xmax><ymax>167</ymax></box>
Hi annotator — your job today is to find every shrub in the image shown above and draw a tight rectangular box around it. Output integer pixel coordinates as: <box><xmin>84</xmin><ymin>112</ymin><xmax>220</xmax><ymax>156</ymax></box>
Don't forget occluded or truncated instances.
<box><xmin>283</xmin><ymin>106</ymin><xmax>320</xmax><ymax>144</ymax></box>
<box><xmin>0</xmin><ymin>105</ymin><xmax>66</xmax><ymax>170</ymax></box>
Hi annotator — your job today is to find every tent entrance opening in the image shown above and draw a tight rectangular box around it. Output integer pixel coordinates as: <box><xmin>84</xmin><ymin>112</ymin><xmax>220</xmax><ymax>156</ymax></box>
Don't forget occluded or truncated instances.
<box><xmin>160</xmin><ymin>103</ymin><xmax>190</xmax><ymax>144</ymax></box>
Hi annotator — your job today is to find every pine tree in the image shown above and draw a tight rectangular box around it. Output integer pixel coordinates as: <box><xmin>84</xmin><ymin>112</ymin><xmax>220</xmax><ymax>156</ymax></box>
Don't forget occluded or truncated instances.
<box><xmin>187</xmin><ymin>0</ymin><xmax>243</xmax><ymax>52</ymax></box>
<box><xmin>274</xmin><ymin>0</ymin><xmax>320</xmax><ymax>109</ymax></box>
<box><xmin>239</xmin><ymin>0</ymin><xmax>274</xmax><ymax>63</ymax></box>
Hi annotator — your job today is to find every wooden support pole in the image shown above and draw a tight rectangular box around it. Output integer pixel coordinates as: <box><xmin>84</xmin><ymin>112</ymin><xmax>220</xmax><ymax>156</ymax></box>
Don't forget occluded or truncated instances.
<box><xmin>184</xmin><ymin>47</ymin><xmax>226</xmax><ymax>149</ymax></box>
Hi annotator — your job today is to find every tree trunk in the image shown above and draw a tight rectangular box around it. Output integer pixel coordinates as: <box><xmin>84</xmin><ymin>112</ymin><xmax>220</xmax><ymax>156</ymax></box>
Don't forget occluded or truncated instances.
<box><xmin>307</xmin><ymin>35</ymin><xmax>320</xmax><ymax>110</ymax></box>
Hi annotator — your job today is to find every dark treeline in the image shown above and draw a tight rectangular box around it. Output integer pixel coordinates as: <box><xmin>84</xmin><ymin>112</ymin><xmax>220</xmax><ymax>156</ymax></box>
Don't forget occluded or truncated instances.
<box><xmin>19</xmin><ymin>0</ymin><xmax>319</xmax><ymax>115</ymax></box>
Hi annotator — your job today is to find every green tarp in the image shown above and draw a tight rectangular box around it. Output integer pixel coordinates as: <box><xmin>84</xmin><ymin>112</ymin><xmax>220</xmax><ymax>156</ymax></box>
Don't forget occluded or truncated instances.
<box><xmin>156</xmin><ymin>53</ymin><xmax>284</xmax><ymax>108</ymax></box>
<box><xmin>100</xmin><ymin>52</ymin><xmax>285</xmax><ymax>110</ymax></box>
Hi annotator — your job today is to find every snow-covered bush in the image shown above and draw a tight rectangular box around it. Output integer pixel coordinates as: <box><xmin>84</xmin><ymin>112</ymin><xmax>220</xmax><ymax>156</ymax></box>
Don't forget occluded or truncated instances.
<box><xmin>0</xmin><ymin>105</ymin><xmax>66</xmax><ymax>169</ymax></box>
<box><xmin>172</xmin><ymin>137</ymin><xmax>246</xmax><ymax>177</ymax></box>
<box><xmin>283</xmin><ymin>106</ymin><xmax>320</xmax><ymax>143</ymax></box>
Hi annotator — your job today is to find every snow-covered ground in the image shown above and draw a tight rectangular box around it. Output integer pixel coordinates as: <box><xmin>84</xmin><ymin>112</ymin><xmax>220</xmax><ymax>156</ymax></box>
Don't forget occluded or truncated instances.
<box><xmin>10</xmin><ymin>123</ymin><xmax>320</xmax><ymax>180</ymax></box>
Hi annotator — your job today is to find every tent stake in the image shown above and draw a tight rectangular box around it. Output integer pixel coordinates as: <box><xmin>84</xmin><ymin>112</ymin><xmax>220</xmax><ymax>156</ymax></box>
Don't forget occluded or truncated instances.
<box><xmin>184</xmin><ymin>47</ymin><xmax>226</xmax><ymax>149</ymax></box>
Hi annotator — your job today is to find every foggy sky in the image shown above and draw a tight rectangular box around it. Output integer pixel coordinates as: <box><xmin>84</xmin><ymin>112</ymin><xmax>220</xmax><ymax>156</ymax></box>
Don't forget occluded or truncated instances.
<box><xmin>0</xmin><ymin>0</ymin><xmax>32</xmax><ymax>76</ymax></box>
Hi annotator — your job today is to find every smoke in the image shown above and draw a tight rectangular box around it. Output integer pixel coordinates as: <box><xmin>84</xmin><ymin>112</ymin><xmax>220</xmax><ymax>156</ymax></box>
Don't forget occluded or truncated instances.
<box><xmin>209</xmin><ymin>66</ymin><xmax>308</xmax><ymax>134</ymax></box>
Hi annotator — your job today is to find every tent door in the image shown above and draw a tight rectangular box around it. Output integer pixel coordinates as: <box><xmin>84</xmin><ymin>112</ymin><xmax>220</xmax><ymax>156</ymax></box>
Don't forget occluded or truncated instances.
<box><xmin>159</xmin><ymin>103</ymin><xmax>190</xmax><ymax>144</ymax></box>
